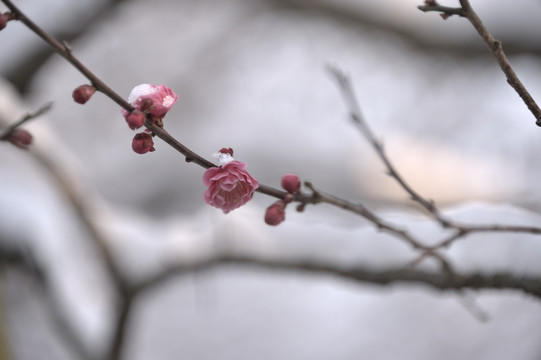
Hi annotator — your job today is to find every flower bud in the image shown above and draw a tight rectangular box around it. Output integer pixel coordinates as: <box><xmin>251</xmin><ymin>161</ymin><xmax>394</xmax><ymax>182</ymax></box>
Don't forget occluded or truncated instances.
<box><xmin>72</xmin><ymin>84</ymin><xmax>96</xmax><ymax>104</ymax></box>
<box><xmin>281</xmin><ymin>173</ymin><xmax>300</xmax><ymax>194</ymax></box>
<box><xmin>264</xmin><ymin>201</ymin><xmax>286</xmax><ymax>226</ymax></box>
<box><xmin>8</xmin><ymin>129</ymin><xmax>33</xmax><ymax>149</ymax></box>
<box><xmin>0</xmin><ymin>13</ymin><xmax>8</xmax><ymax>30</ymax></box>
<box><xmin>125</xmin><ymin>109</ymin><xmax>145</xmax><ymax>130</ymax></box>
<box><xmin>132</xmin><ymin>132</ymin><xmax>155</xmax><ymax>154</ymax></box>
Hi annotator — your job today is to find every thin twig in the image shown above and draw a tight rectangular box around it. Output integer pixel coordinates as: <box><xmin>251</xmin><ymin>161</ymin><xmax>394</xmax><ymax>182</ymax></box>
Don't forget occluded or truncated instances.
<box><xmin>327</xmin><ymin>65</ymin><xmax>454</xmax><ymax>228</ymax></box>
<box><xmin>328</xmin><ymin>65</ymin><xmax>541</xmax><ymax>254</ymax></box>
<box><xmin>418</xmin><ymin>0</ymin><xmax>541</xmax><ymax>126</ymax></box>
<box><xmin>0</xmin><ymin>102</ymin><xmax>52</xmax><ymax>140</ymax></box>
<box><xmin>302</xmin><ymin>181</ymin><xmax>455</xmax><ymax>275</ymax></box>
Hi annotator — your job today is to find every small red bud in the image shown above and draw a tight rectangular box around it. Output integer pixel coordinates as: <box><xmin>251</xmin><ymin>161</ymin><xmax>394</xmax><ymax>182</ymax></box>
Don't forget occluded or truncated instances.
<box><xmin>265</xmin><ymin>201</ymin><xmax>286</xmax><ymax>226</ymax></box>
<box><xmin>296</xmin><ymin>203</ymin><xmax>305</xmax><ymax>212</ymax></box>
<box><xmin>132</xmin><ymin>132</ymin><xmax>155</xmax><ymax>154</ymax></box>
<box><xmin>281</xmin><ymin>173</ymin><xmax>300</xmax><ymax>194</ymax></box>
<box><xmin>8</xmin><ymin>129</ymin><xmax>33</xmax><ymax>149</ymax></box>
<box><xmin>125</xmin><ymin>110</ymin><xmax>145</xmax><ymax>130</ymax></box>
<box><xmin>72</xmin><ymin>84</ymin><xmax>96</xmax><ymax>104</ymax></box>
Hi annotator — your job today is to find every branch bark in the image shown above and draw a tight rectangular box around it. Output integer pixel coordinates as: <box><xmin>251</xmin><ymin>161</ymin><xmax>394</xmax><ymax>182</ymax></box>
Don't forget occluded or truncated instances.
<box><xmin>418</xmin><ymin>0</ymin><xmax>541</xmax><ymax>126</ymax></box>
<box><xmin>134</xmin><ymin>253</ymin><xmax>541</xmax><ymax>300</ymax></box>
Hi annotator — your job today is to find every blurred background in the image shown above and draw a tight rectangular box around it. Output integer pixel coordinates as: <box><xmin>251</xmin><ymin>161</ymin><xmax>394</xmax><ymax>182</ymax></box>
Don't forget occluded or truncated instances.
<box><xmin>1</xmin><ymin>0</ymin><xmax>541</xmax><ymax>359</ymax></box>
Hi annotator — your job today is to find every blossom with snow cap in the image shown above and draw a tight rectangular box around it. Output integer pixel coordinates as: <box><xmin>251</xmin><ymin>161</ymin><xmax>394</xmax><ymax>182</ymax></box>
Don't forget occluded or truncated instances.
<box><xmin>121</xmin><ymin>84</ymin><xmax>179</xmax><ymax>124</ymax></box>
<box><xmin>203</xmin><ymin>148</ymin><xmax>259</xmax><ymax>213</ymax></box>
<box><xmin>121</xmin><ymin>84</ymin><xmax>178</xmax><ymax>154</ymax></box>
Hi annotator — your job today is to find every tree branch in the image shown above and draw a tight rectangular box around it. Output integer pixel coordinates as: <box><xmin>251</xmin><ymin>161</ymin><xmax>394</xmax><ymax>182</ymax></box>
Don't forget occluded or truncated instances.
<box><xmin>327</xmin><ymin>65</ymin><xmax>541</xmax><ymax>254</ymax></box>
<box><xmin>0</xmin><ymin>245</ymin><xmax>96</xmax><ymax>360</ymax></box>
<box><xmin>134</xmin><ymin>253</ymin><xmax>541</xmax><ymax>300</ymax></box>
<box><xmin>418</xmin><ymin>0</ymin><xmax>541</xmax><ymax>126</ymax></box>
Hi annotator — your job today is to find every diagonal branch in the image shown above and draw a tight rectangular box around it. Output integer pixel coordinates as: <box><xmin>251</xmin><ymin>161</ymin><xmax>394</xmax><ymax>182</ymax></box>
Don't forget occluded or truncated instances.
<box><xmin>328</xmin><ymin>65</ymin><xmax>541</xmax><ymax>254</ymax></box>
<box><xmin>418</xmin><ymin>0</ymin><xmax>541</xmax><ymax>126</ymax></box>
<box><xmin>328</xmin><ymin>65</ymin><xmax>454</xmax><ymax>228</ymax></box>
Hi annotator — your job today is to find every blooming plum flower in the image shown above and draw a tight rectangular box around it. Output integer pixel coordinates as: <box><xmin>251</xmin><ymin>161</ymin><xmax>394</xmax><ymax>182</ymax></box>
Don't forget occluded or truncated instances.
<box><xmin>121</xmin><ymin>84</ymin><xmax>178</xmax><ymax>124</ymax></box>
<box><xmin>264</xmin><ymin>201</ymin><xmax>286</xmax><ymax>226</ymax></box>
<box><xmin>72</xmin><ymin>84</ymin><xmax>96</xmax><ymax>104</ymax></box>
<box><xmin>132</xmin><ymin>132</ymin><xmax>155</xmax><ymax>154</ymax></box>
<box><xmin>203</xmin><ymin>152</ymin><xmax>259</xmax><ymax>213</ymax></box>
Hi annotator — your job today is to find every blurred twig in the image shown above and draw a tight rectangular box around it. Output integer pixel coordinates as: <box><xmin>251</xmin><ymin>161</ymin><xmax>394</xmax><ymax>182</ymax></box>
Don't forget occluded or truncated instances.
<box><xmin>418</xmin><ymin>0</ymin><xmax>541</xmax><ymax>126</ymax></box>
<box><xmin>0</xmin><ymin>102</ymin><xmax>51</xmax><ymax>140</ymax></box>
<box><xmin>134</xmin><ymin>253</ymin><xmax>541</xmax><ymax>299</ymax></box>
<box><xmin>328</xmin><ymin>65</ymin><xmax>453</xmax><ymax>227</ymax></box>
<box><xmin>0</xmin><ymin>245</ymin><xmax>95</xmax><ymax>360</ymax></box>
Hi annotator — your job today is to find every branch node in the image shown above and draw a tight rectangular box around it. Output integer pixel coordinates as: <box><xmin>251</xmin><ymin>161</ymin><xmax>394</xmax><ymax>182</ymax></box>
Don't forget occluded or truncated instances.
<box><xmin>62</xmin><ymin>40</ymin><xmax>72</xmax><ymax>53</ymax></box>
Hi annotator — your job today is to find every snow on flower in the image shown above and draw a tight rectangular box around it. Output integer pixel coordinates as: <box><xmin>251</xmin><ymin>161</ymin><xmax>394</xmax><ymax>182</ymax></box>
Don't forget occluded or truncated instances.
<box><xmin>203</xmin><ymin>154</ymin><xmax>259</xmax><ymax>213</ymax></box>
<box><xmin>121</xmin><ymin>84</ymin><xmax>179</xmax><ymax>123</ymax></box>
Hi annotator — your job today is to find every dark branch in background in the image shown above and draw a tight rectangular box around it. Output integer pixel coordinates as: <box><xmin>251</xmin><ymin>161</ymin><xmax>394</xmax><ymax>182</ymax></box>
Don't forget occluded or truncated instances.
<box><xmin>0</xmin><ymin>244</ymin><xmax>95</xmax><ymax>360</ymax></box>
<box><xmin>134</xmin><ymin>253</ymin><xmax>541</xmax><ymax>300</ymax></box>
<box><xmin>269</xmin><ymin>0</ymin><xmax>541</xmax><ymax>57</ymax></box>
<box><xmin>418</xmin><ymin>0</ymin><xmax>541</xmax><ymax>126</ymax></box>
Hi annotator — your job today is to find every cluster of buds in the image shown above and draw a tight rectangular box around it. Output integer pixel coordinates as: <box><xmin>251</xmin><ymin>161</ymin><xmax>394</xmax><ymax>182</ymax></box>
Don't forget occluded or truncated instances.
<box><xmin>203</xmin><ymin>148</ymin><xmax>259</xmax><ymax>213</ymax></box>
<box><xmin>264</xmin><ymin>173</ymin><xmax>301</xmax><ymax>226</ymax></box>
<box><xmin>72</xmin><ymin>83</ymin><xmax>178</xmax><ymax>154</ymax></box>
<box><xmin>121</xmin><ymin>84</ymin><xmax>178</xmax><ymax>154</ymax></box>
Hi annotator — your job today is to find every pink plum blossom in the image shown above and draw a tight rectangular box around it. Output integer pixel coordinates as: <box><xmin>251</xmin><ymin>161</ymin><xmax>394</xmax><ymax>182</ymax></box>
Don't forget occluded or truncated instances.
<box><xmin>203</xmin><ymin>159</ymin><xmax>259</xmax><ymax>214</ymax></box>
<box><xmin>121</xmin><ymin>84</ymin><xmax>178</xmax><ymax>123</ymax></box>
